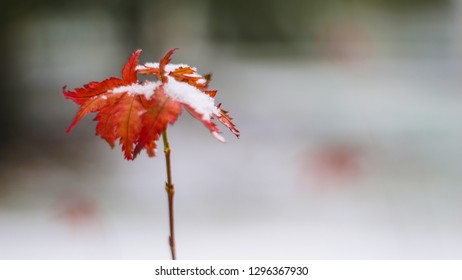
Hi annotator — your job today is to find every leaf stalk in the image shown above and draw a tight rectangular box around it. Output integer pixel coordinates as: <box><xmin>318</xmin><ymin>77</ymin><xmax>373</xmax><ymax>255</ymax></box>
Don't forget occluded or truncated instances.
<box><xmin>162</xmin><ymin>129</ymin><xmax>176</xmax><ymax>260</ymax></box>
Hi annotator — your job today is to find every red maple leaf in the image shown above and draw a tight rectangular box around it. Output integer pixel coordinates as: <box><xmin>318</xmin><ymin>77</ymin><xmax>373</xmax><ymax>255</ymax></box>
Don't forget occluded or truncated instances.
<box><xmin>63</xmin><ymin>49</ymin><xmax>239</xmax><ymax>160</ymax></box>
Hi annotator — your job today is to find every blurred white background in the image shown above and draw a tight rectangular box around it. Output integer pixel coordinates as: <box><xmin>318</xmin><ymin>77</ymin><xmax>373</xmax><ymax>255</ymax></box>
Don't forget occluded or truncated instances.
<box><xmin>1</xmin><ymin>0</ymin><xmax>462</xmax><ymax>259</ymax></box>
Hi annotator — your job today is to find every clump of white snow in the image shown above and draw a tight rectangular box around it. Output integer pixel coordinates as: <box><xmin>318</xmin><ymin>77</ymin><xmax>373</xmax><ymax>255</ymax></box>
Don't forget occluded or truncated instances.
<box><xmin>135</xmin><ymin>63</ymin><xmax>159</xmax><ymax>71</ymax></box>
<box><xmin>163</xmin><ymin>77</ymin><xmax>218</xmax><ymax>121</ymax></box>
<box><xmin>115</xmin><ymin>63</ymin><xmax>218</xmax><ymax>122</ymax></box>
<box><xmin>110</xmin><ymin>81</ymin><xmax>160</xmax><ymax>98</ymax></box>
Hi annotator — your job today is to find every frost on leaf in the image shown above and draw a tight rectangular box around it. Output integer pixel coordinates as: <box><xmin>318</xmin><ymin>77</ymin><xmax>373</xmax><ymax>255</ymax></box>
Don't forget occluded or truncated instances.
<box><xmin>63</xmin><ymin>48</ymin><xmax>239</xmax><ymax>160</ymax></box>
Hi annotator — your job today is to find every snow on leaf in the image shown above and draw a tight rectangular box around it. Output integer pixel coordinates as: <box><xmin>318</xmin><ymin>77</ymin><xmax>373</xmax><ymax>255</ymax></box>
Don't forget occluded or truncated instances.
<box><xmin>163</xmin><ymin>77</ymin><xmax>217</xmax><ymax>121</ymax></box>
<box><xmin>135</xmin><ymin>63</ymin><xmax>160</xmax><ymax>77</ymax></box>
<box><xmin>110</xmin><ymin>81</ymin><xmax>160</xmax><ymax>99</ymax></box>
<box><xmin>64</xmin><ymin>48</ymin><xmax>238</xmax><ymax>160</ymax></box>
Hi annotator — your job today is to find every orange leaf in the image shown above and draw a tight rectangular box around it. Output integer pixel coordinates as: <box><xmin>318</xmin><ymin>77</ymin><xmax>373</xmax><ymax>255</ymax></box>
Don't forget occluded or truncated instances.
<box><xmin>122</xmin><ymin>49</ymin><xmax>141</xmax><ymax>84</ymax></box>
<box><xmin>63</xmin><ymin>78</ymin><xmax>124</xmax><ymax>105</ymax></box>
<box><xmin>216</xmin><ymin>104</ymin><xmax>240</xmax><ymax>138</ymax></box>
<box><xmin>111</xmin><ymin>94</ymin><xmax>145</xmax><ymax>160</ymax></box>
<box><xmin>137</xmin><ymin>65</ymin><xmax>160</xmax><ymax>77</ymax></box>
<box><xmin>203</xmin><ymin>73</ymin><xmax>212</xmax><ymax>88</ymax></box>
<box><xmin>95</xmin><ymin>107</ymin><xmax>116</xmax><ymax>148</ymax></box>
<box><xmin>169</xmin><ymin>67</ymin><xmax>199</xmax><ymax>85</ymax></box>
<box><xmin>205</xmin><ymin>90</ymin><xmax>217</xmax><ymax>98</ymax></box>
<box><xmin>159</xmin><ymin>48</ymin><xmax>178</xmax><ymax>83</ymax></box>
<box><xmin>134</xmin><ymin>87</ymin><xmax>181</xmax><ymax>158</ymax></box>
<box><xmin>64</xmin><ymin>48</ymin><xmax>239</xmax><ymax>160</ymax></box>
<box><xmin>66</xmin><ymin>93</ymin><xmax>110</xmax><ymax>133</ymax></box>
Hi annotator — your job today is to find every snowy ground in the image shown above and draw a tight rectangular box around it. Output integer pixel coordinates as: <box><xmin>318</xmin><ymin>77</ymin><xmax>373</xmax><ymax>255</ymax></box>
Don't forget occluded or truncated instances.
<box><xmin>1</xmin><ymin>54</ymin><xmax>462</xmax><ymax>259</ymax></box>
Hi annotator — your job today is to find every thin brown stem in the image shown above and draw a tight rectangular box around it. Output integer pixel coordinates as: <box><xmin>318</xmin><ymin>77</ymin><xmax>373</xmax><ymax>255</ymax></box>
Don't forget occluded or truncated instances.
<box><xmin>162</xmin><ymin>129</ymin><xmax>176</xmax><ymax>260</ymax></box>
